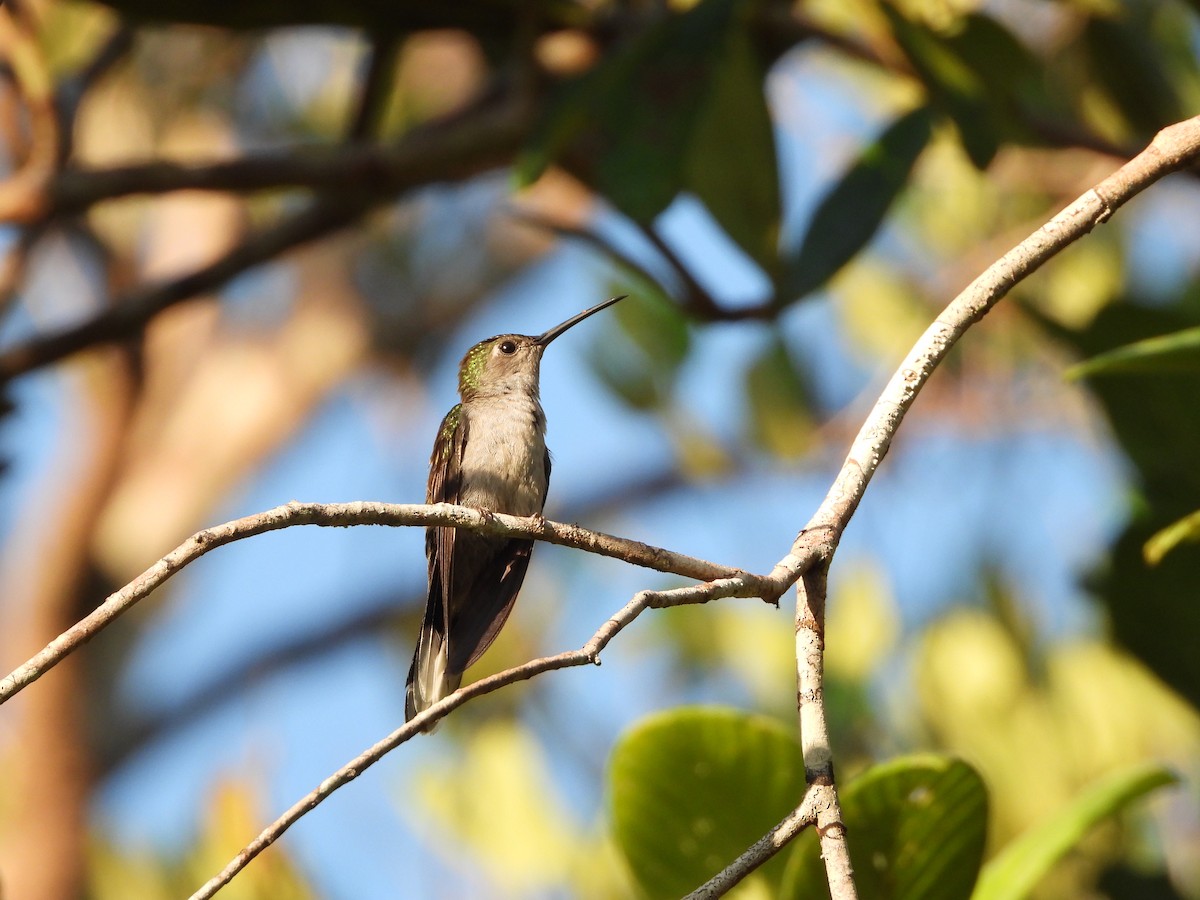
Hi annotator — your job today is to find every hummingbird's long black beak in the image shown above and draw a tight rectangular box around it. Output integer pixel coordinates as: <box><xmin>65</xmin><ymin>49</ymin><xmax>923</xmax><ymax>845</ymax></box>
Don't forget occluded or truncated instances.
<box><xmin>534</xmin><ymin>295</ymin><xmax>627</xmax><ymax>347</ymax></box>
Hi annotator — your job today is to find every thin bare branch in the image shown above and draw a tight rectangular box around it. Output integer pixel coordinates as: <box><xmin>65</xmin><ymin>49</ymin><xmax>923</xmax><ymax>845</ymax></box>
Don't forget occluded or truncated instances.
<box><xmin>346</xmin><ymin>33</ymin><xmax>401</xmax><ymax>142</ymax></box>
<box><xmin>800</xmin><ymin>114</ymin><xmax>1200</xmax><ymax>551</ymax></box>
<box><xmin>684</xmin><ymin>786</ymin><xmax>821</xmax><ymax>899</ymax></box>
<box><xmin>188</xmin><ymin>576</ymin><xmax>763</xmax><ymax>900</ymax></box>
<box><xmin>0</xmin><ymin>500</ymin><xmax>781</xmax><ymax>707</ymax></box>
<box><xmin>507</xmin><ymin>208</ymin><xmax>675</xmax><ymax>297</ymax></box>
<box><xmin>797</xmin><ymin>564</ymin><xmax>857</xmax><ymax>899</ymax></box>
<box><xmin>0</xmin><ymin>195</ymin><xmax>366</xmax><ymax>379</ymax></box>
<box><xmin>0</xmin><ymin>87</ymin><xmax>534</xmax><ymax>381</ymax></box>
<box><xmin>54</xmin><ymin>24</ymin><xmax>135</xmax><ymax>166</ymax></box>
<box><xmin>688</xmin><ymin>114</ymin><xmax>1200</xmax><ymax>899</ymax></box>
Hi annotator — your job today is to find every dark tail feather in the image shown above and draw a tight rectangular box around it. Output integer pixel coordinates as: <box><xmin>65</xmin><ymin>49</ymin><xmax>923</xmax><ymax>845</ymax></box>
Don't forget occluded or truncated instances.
<box><xmin>405</xmin><ymin>601</ymin><xmax>461</xmax><ymax>732</ymax></box>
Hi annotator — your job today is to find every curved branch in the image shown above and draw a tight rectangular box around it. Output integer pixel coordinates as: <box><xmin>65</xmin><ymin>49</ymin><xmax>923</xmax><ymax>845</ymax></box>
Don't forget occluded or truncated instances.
<box><xmin>188</xmin><ymin>574</ymin><xmax>758</xmax><ymax>900</ymax></box>
<box><xmin>684</xmin><ymin>786</ymin><xmax>821</xmax><ymax>899</ymax></box>
<box><xmin>800</xmin><ymin>114</ymin><xmax>1200</xmax><ymax>553</ymax></box>
<box><xmin>0</xmin><ymin>500</ymin><xmax>782</xmax><ymax>707</ymax></box>
<box><xmin>690</xmin><ymin>114</ymin><xmax>1200</xmax><ymax>899</ymax></box>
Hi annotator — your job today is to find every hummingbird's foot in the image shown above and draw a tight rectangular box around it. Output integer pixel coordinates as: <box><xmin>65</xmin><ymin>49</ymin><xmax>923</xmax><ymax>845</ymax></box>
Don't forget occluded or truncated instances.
<box><xmin>474</xmin><ymin>507</ymin><xmax>498</xmax><ymax>526</ymax></box>
<box><xmin>530</xmin><ymin>512</ymin><xmax>548</xmax><ymax>532</ymax></box>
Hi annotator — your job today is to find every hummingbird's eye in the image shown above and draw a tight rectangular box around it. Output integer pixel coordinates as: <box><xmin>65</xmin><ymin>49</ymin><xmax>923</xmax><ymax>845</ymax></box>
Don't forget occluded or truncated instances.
<box><xmin>498</xmin><ymin>340</ymin><xmax>518</xmax><ymax>355</ymax></box>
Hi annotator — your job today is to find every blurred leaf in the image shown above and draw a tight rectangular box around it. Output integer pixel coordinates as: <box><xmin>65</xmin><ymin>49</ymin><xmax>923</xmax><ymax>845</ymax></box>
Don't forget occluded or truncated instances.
<box><xmin>669</xmin><ymin>419</ymin><xmax>735</xmax><ymax>479</ymax></box>
<box><xmin>743</xmin><ymin>335</ymin><xmax>814</xmax><ymax>458</ymax></box>
<box><xmin>686</xmin><ymin>25</ymin><xmax>781</xmax><ymax>274</ymax></box>
<box><xmin>883</xmin><ymin>7</ymin><xmax>997</xmax><ymax>168</ymax></box>
<box><xmin>612</xmin><ymin>288</ymin><xmax>690</xmax><ymax>367</ymax></box>
<box><xmin>589</xmin><ymin>287</ymin><xmax>689</xmax><ymax>411</ymax></box>
<box><xmin>939</xmin><ymin>14</ymin><xmax>1076</xmax><ymax>148</ymax></box>
<box><xmin>95</xmin><ymin>0</ymin><xmax>583</xmax><ymax>31</ymax></box>
<box><xmin>609</xmin><ymin>707</ymin><xmax>807</xmax><ymax>898</ymax></box>
<box><xmin>416</xmin><ymin>721</ymin><xmax>582</xmax><ymax>891</ymax></box>
<box><xmin>781</xmin><ymin>755</ymin><xmax>988</xmax><ymax>900</ymax></box>
<box><xmin>836</xmin><ymin>260</ymin><xmax>931</xmax><ymax>360</ymax></box>
<box><xmin>781</xmin><ymin>105</ymin><xmax>933</xmax><ymax>300</ymax></box>
<box><xmin>1145</xmin><ymin>508</ymin><xmax>1200</xmax><ymax>566</ymax></box>
<box><xmin>1065</xmin><ymin>326</ymin><xmax>1200</xmax><ymax>378</ymax></box>
<box><xmin>1033</xmin><ymin>299</ymin><xmax>1200</xmax><ymax>708</ymax></box>
<box><xmin>973</xmin><ymin>764</ymin><xmax>1177</xmax><ymax>900</ymax></box>
<box><xmin>520</xmin><ymin>0</ymin><xmax>780</xmax><ymax>264</ymax></box>
<box><xmin>1083</xmin><ymin>14</ymin><xmax>1185</xmax><ymax>139</ymax></box>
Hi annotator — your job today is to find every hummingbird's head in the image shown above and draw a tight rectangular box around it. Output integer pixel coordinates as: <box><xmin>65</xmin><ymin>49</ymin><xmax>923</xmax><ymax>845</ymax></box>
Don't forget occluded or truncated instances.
<box><xmin>457</xmin><ymin>333</ymin><xmax>544</xmax><ymax>400</ymax></box>
<box><xmin>456</xmin><ymin>295</ymin><xmax>627</xmax><ymax>401</ymax></box>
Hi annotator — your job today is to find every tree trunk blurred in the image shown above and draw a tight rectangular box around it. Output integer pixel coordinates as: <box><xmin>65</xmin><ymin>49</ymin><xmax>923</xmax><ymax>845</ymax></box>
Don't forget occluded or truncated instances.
<box><xmin>0</xmin><ymin>350</ymin><xmax>133</xmax><ymax>900</ymax></box>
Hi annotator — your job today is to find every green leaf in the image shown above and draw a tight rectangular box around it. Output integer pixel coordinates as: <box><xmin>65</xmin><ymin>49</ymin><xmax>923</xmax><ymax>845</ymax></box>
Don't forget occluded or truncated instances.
<box><xmin>519</xmin><ymin>0</ymin><xmax>737</xmax><ymax>221</ymax></box>
<box><xmin>882</xmin><ymin>7</ymin><xmax>997</xmax><ymax>168</ymax></box>
<box><xmin>781</xmin><ymin>755</ymin><xmax>988</xmax><ymax>900</ymax></box>
<box><xmin>609</xmin><ymin>707</ymin><xmax>807</xmax><ymax>898</ymax></box>
<box><xmin>1083</xmin><ymin>14</ymin><xmax>1185</xmax><ymax>139</ymax></box>
<box><xmin>519</xmin><ymin>0</ymin><xmax>780</xmax><ymax>267</ymax></box>
<box><xmin>940</xmin><ymin>14</ymin><xmax>1075</xmax><ymax>146</ymax></box>
<box><xmin>588</xmin><ymin>284</ymin><xmax>688</xmax><ymax>411</ymax></box>
<box><xmin>744</xmin><ymin>336</ymin><xmax>814</xmax><ymax>458</ymax></box>
<box><xmin>781</xmin><ymin>105</ymin><xmax>933</xmax><ymax>301</ymax></box>
<box><xmin>1145</xmin><ymin>508</ymin><xmax>1200</xmax><ymax>565</ymax></box>
<box><xmin>973</xmin><ymin>764</ymin><xmax>1177</xmax><ymax>900</ymax></box>
<box><xmin>1065</xmin><ymin>325</ymin><xmax>1200</xmax><ymax>378</ymax></box>
<box><xmin>685</xmin><ymin>25</ymin><xmax>781</xmax><ymax>275</ymax></box>
<box><xmin>1030</xmin><ymin>299</ymin><xmax>1200</xmax><ymax>711</ymax></box>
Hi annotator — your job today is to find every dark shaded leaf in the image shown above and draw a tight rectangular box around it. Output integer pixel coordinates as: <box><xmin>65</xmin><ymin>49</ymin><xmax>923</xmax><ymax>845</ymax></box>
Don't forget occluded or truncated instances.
<box><xmin>520</xmin><ymin>0</ymin><xmax>739</xmax><ymax>221</ymax></box>
<box><xmin>1083</xmin><ymin>14</ymin><xmax>1185</xmax><ymax>138</ymax></box>
<box><xmin>686</xmin><ymin>26</ymin><xmax>781</xmax><ymax>274</ymax></box>
<box><xmin>781</xmin><ymin>755</ymin><xmax>988</xmax><ymax>900</ymax></box>
<box><xmin>1033</xmin><ymin>298</ymin><xmax>1200</xmax><ymax>708</ymax></box>
<box><xmin>781</xmin><ymin>105</ymin><xmax>932</xmax><ymax>301</ymax></box>
<box><xmin>941</xmin><ymin>13</ymin><xmax>1075</xmax><ymax>145</ymax></box>
<box><xmin>609</xmin><ymin>707</ymin><xmax>807</xmax><ymax>899</ymax></box>
<box><xmin>520</xmin><ymin>0</ymin><xmax>780</xmax><ymax>267</ymax></box>
<box><xmin>883</xmin><ymin>6</ymin><xmax>997</xmax><ymax>168</ymax></box>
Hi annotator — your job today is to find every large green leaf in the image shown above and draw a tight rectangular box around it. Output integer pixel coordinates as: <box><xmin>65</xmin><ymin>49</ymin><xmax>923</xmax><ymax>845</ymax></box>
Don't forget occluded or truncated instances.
<box><xmin>685</xmin><ymin>25</ymin><xmax>781</xmax><ymax>274</ymax></box>
<box><xmin>781</xmin><ymin>755</ymin><xmax>988</xmax><ymax>900</ymax></box>
<box><xmin>519</xmin><ymin>0</ymin><xmax>780</xmax><ymax>269</ymax></box>
<box><xmin>608</xmin><ymin>707</ymin><xmax>807</xmax><ymax>898</ymax></box>
<box><xmin>781</xmin><ymin>105</ymin><xmax>933</xmax><ymax>301</ymax></box>
<box><xmin>973</xmin><ymin>764</ymin><xmax>1177</xmax><ymax>900</ymax></box>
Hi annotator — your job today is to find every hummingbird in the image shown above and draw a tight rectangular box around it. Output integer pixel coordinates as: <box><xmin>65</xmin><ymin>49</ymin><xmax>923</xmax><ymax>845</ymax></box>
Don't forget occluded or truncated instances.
<box><xmin>405</xmin><ymin>295</ymin><xmax>627</xmax><ymax>725</ymax></box>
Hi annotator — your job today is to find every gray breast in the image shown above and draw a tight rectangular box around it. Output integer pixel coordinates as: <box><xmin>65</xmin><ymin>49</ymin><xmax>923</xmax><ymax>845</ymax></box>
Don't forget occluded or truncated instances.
<box><xmin>458</xmin><ymin>395</ymin><xmax>548</xmax><ymax>516</ymax></box>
